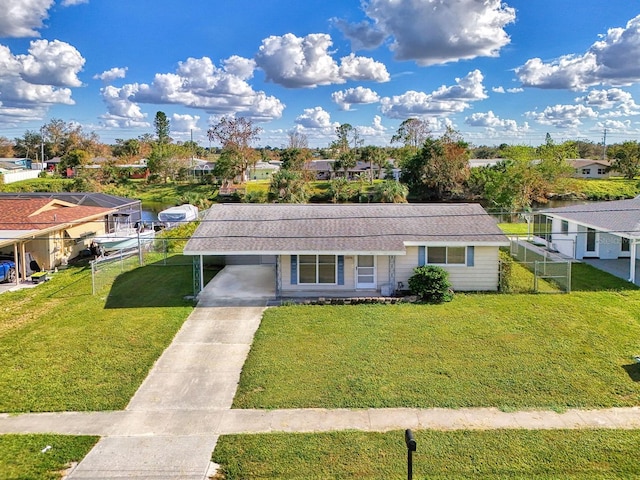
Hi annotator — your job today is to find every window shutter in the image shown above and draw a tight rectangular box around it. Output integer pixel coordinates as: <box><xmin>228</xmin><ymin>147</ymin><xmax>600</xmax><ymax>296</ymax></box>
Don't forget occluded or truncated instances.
<box><xmin>418</xmin><ymin>246</ymin><xmax>426</xmax><ymax>266</ymax></box>
<box><xmin>337</xmin><ymin>255</ymin><xmax>344</xmax><ymax>285</ymax></box>
<box><xmin>466</xmin><ymin>246</ymin><xmax>475</xmax><ymax>267</ymax></box>
<box><xmin>291</xmin><ymin>255</ymin><xmax>297</xmax><ymax>285</ymax></box>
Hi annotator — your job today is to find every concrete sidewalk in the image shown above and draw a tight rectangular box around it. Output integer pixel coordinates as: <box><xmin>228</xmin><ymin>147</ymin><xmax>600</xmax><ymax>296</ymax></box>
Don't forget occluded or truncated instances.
<box><xmin>2</xmin><ymin>407</ymin><xmax>640</xmax><ymax>437</ymax></box>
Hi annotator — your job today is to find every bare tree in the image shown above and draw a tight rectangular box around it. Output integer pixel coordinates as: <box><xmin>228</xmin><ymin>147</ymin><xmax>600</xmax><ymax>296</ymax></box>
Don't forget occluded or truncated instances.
<box><xmin>391</xmin><ymin>118</ymin><xmax>430</xmax><ymax>149</ymax></box>
<box><xmin>287</xmin><ymin>131</ymin><xmax>308</xmax><ymax>149</ymax></box>
<box><xmin>207</xmin><ymin>117</ymin><xmax>261</xmax><ymax>182</ymax></box>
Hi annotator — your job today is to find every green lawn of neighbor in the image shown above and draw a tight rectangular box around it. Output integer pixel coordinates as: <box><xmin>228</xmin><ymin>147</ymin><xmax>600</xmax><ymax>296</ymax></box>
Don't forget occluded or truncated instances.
<box><xmin>498</xmin><ymin>222</ymin><xmax>530</xmax><ymax>236</ymax></box>
<box><xmin>0</xmin><ymin>255</ymin><xmax>196</xmax><ymax>412</ymax></box>
<box><xmin>0</xmin><ymin>435</ymin><xmax>98</xmax><ymax>480</ymax></box>
<box><xmin>213</xmin><ymin>429</ymin><xmax>640</xmax><ymax>479</ymax></box>
<box><xmin>234</xmin><ymin>266</ymin><xmax>640</xmax><ymax>411</ymax></box>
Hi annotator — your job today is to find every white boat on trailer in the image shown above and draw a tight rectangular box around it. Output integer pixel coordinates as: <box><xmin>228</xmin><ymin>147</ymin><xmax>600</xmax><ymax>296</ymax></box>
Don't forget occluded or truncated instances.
<box><xmin>157</xmin><ymin>204</ymin><xmax>199</xmax><ymax>228</ymax></box>
<box><xmin>92</xmin><ymin>227</ymin><xmax>155</xmax><ymax>252</ymax></box>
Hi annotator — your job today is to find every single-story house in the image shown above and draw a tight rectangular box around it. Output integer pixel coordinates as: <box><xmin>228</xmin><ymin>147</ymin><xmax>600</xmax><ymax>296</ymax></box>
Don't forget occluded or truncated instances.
<box><xmin>0</xmin><ymin>198</ymin><xmax>115</xmax><ymax>277</ymax></box>
<box><xmin>184</xmin><ymin>203</ymin><xmax>509</xmax><ymax>298</ymax></box>
<box><xmin>0</xmin><ymin>192</ymin><xmax>144</xmax><ymax>231</ymax></box>
<box><xmin>540</xmin><ymin>197</ymin><xmax>640</xmax><ymax>282</ymax></box>
<box><xmin>567</xmin><ymin>159</ymin><xmax>614</xmax><ymax>179</ymax></box>
<box><xmin>249</xmin><ymin>161</ymin><xmax>280</xmax><ymax>180</ymax></box>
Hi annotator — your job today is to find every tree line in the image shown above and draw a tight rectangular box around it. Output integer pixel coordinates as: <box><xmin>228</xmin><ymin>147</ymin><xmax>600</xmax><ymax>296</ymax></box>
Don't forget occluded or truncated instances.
<box><xmin>2</xmin><ymin>113</ymin><xmax>640</xmax><ymax>209</ymax></box>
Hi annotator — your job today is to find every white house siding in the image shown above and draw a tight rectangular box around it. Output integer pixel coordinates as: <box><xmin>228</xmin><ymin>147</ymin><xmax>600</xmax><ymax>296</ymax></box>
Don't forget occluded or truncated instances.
<box><xmin>552</xmin><ymin>218</ymin><xmax>632</xmax><ymax>261</ymax></box>
<box><xmin>394</xmin><ymin>246</ymin><xmax>500</xmax><ymax>291</ymax></box>
<box><xmin>549</xmin><ymin>218</ymin><xmax>577</xmax><ymax>258</ymax></box>
<box><xmin>280</xmin><ymin>254</ymin><xmax>394</xmax><ymax>296</ymax></box>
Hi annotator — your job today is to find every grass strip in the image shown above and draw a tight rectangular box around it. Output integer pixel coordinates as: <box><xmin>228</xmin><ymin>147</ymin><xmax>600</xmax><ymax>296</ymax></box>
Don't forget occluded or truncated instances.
<box><xmin>0</xmin><ymin>256</ymin><xmax>195</xmax><ymax>412</ymax></box>
<box><xmin>213</xmin><ymin>429</ymin><xmax>640</xmax><ymax>479</ymax></box>
<box><xmin>0</xmin><ymin>434</ymin><xmax>97</xmax><ymax>480</ymax></box>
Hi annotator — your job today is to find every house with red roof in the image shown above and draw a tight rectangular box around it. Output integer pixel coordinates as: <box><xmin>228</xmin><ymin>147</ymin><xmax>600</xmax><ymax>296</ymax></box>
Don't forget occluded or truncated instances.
<box><xmin>0</xmin><ymin>198</ymin><xmax>115</xmax><ymax>278</ymax></box>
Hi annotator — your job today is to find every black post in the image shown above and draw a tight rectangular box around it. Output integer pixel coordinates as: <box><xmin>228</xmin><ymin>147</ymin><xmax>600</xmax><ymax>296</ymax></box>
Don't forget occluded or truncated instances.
<box><xmin>405</xmin><ymin>429</ymin><xmax>416</xmax><ymax>480</ymax></box>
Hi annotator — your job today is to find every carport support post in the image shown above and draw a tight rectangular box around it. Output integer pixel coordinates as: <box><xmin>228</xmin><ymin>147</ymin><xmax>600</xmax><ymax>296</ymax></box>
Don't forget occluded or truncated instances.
<box><xmin>630</xmin><ymin>241</ymin><xmax>637</xmax><ymax>284</ymax></box>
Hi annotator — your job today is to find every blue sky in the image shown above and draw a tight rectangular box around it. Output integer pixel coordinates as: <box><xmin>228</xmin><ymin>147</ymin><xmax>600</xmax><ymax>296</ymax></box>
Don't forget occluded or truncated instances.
<box><xmin>1</xmin><ymin>0</ymin><xmax>640</xmax><ymax>149</ymax></box>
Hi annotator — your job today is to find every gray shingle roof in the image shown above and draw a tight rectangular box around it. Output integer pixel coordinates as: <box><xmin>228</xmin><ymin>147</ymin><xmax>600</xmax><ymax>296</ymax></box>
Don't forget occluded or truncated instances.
<box><xmin>541</xmin><ymin>197</ymin><xmax>640</xmax><ymax>237</ymax></box>
<box><xmin>184</xmin><ymin>203</ymin><xmax>508</xmax><ymax>255</ymax></box>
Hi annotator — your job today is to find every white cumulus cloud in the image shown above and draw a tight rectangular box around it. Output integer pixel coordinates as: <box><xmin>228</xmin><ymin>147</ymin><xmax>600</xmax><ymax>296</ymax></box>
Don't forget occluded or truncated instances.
<box><xmin>18</xmin><ymin>39</ymin><xmax>85</xmax><ymax>87</ymax></box>
<box><xmin>0</xmin><ymin>0</ymin><xmax>53</xmax><ymax>38</ymax></box>
<box><xmin>525</xmin><ymin>104</ymin><xmax>598</xmax><ymax>128</ymax></box>
<box><xmin>332</xmin><ymin>86</ymin><xmax>380</xmax><ymax>110</ymax></box>
<box><xmin>516</xmin><ymin>14</ymin><xmax>640</xmax><ymax>89</ymax></box>
<box><xmin>106</xmin><ymin>56</ymin><xmax>284</xmax><ymax>126</ymax></box>
<box><xmin>295</xmin><ymin>106</ymin><xmax>336</xmax><ymax>129</ymax></box>
<box><xmin>99</xmin><ymin>84</ymin><xmax>148</xmax><ymax>129</ymax></box>
<box><xmin>171</xmin><ymin>113</ymin><xmax>201</xmax><ymax>135</ymax></box>
<box><xmin>465</xmin><ymin>110</ymin><xmax>529</xmax><ymax>133</ymax></box>
<box><xmin>336</xmin><ymin>0</ymin><xmax>515</xmax><ymax>66</ymax></box>
<box><xmin>94</xmin><ymin>67</ymin><xmax>127</xmax><ymax>83</ymax></box>
<box><xmin>0</xmin><ymin>41</ymin><xmax>83</xmax><ymax>126</ymax></box>
<box><xmin>577</xmin><ymin>88</ymin><xmax>640</xmax><ymax>116</ymax></box>
<box><xmin>255</xmin><ymin>33</ymin><xmax>389</xmax><ymax>88</ymax></box>
<box><xmin>380</xmin><ymin>70</ymin><xmax>487</xmax><ymax>119</ymax></box>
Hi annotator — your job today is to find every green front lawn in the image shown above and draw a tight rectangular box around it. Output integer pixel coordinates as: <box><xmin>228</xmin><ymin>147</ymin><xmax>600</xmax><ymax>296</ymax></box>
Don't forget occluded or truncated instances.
<box><xmin>0</xmin><ymin>435</ymin><xmax>98</xmax><ymax>480</ymax></box>
<box><xmin>213</xmin><ymin>429</ymin><xmax>640</xmax><ymax>479</ymax></box>
<box><xmin>0</xmin><ymin>256</ymin><xmax>195</xmax><ymax>412</ymax></box>
<box><xmin>234</xmin><ymin>267</ymin><xmax>640</xmax><ymax>410</ymax></box>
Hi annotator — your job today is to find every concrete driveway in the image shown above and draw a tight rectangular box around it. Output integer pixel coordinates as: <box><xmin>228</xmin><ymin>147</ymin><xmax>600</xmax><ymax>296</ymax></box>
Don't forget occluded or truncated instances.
<box><xmin>197</xmin><ymin>264</ymin><xmax>276</xmax><ymax>306</ymax></box>
<box><xmin>67</xmin><ymin>265</ymin><xmax>273</xmax><ymax>479</ymax></box>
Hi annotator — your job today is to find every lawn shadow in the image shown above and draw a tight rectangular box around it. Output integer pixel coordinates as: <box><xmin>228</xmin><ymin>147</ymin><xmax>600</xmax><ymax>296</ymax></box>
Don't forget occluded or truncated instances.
<box><xmin>571</xmin><ymin>263</ymin><xmax>640</xmax><ymax>292</ymax></box>
<box><xmin>103</xmin><ymin>258</ymin><xmax>195</xmax><ymax>309</ymax></box>
<box><xmin>622</xmin><ymin>363</ymin><xmax>640</xmax><ymax>382</ymax></box>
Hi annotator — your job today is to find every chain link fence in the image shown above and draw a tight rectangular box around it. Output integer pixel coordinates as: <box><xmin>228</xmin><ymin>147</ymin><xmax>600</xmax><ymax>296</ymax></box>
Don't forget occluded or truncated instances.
<box><xmin>509</xmin><ymin>238</ymin><xmax>572</xmax><ymax>293</ymax></box>
<box><xmin>90</xmin><ymin>236</ymin><xmax>193</xmax><ymax>295</ymax></box>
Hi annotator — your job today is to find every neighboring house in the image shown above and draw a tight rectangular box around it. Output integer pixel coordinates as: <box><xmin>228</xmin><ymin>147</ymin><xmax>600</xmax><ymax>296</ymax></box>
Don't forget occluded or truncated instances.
<box><xmin>249</xmin><ymin>161</ymin><xmax>280</xmax><ymax>180</ymax></box>
<box><xmin>307</xmin><ymin>159</ymin><xmax>396</xmax><ymax>181</ymax></box>
<box><xmin>567</xmin><ymin>159</ymin><xmax>613</xmax><ymax>178</ymax></box>
<box><xmin>541</xmin><ymin>197</ymin><xmax>640</xmax><ymax>282</ymax></box>
<box><xmin>0</xmin><ymin>158</ymin><xmax>42</xmax><ymax>184</ymax></box>
<box><xmin>0</xmin><ymin>198</ymin><xmax>115</xmax><ymax>276</ymax></box>
<box><xmin>184</xmin><ymin>203</ymin><xmax>509</xmax><ymax>298</ymax></box>
<box><xmin>468</xmin><ymin>158</ymin><xmax>504</xmax><ymax>168</ymax></box>
<box><xmin>191</xmin><ymin>158</ymin><xmax>216</xmax><ymax>177</ymax></box>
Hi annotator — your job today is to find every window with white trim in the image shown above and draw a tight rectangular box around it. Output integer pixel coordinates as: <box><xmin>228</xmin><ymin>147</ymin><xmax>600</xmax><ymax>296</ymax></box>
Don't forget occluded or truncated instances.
<box><xmin>561</xmin><ymin>220</ymin><xmax>569</xmax><ymax>234</ymax></box>
<box><xmin>298</xmin><ymin>255</ymin><xmax>336</xmax><ymax>284</ymax></box>
<box><xmin>597</xmin><ymin>168</ymin><xmax>606</xmax><ymax>175</ymax></box>
<box><xmin>427</xmin><ymin>246</ymin><xmax>466</xmax><ymax>265</ymax></box>
<box><xmin>581</xmin><ymin>168</ymin><xmax>590</xmax><ymax>175</ymax></box>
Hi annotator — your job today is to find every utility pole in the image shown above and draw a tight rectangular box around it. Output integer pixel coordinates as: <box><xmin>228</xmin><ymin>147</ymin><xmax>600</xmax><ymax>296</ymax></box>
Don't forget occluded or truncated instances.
<box><xmin>602</xmin><ymin>128</ymin><xmax>608</xmax><ymax>160</ymax></box>
<box><xmin>40</xmin><ymin>126</ymin><xmax>45</xmax><ymax>164</ymax></box>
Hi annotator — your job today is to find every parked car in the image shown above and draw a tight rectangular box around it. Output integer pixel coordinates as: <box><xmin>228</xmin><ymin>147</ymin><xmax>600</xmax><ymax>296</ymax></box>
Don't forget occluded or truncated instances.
<box><xmin>0</xmin><ymin>253</ymin><xmax>37</xmax><ymax>278</ymax></box>
<box><xmin>0</xmin><ymin>259</ymin><xmax>16</xmax><ymax>283</ymax></box>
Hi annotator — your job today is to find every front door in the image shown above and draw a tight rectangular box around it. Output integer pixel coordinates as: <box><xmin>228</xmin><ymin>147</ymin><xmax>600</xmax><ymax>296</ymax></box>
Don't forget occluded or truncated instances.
<box><xmin>585</xmin><ymin>228</ymin><xmax>598</xmax><ymax>257</ymax></box>
<box><xmin>356</xmin><ymin>255</ymin><xmax>376</xmax><ymax>289</ymax></box>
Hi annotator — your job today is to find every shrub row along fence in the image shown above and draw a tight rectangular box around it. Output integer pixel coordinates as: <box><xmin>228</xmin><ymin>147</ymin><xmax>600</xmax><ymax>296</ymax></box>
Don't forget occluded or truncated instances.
<box><xmin>508</xmin><ymin>237</ymin><xmax>572</xmax><ymax>293</ymax></box>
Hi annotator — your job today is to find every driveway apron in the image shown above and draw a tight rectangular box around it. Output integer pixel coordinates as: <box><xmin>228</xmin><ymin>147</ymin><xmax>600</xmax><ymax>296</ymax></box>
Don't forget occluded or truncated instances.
<box><xmin>67</xmin><ymin>265</ymin><xmax>272</xmax><ymax>479</ymax></box>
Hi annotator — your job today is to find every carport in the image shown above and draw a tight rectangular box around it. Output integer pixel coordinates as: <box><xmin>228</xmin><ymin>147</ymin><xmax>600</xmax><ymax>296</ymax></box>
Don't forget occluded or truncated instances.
<box><xmin>196</xmin><ymin>264</ymin><xmax>276</xmax><ymax>306</ymax></box>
